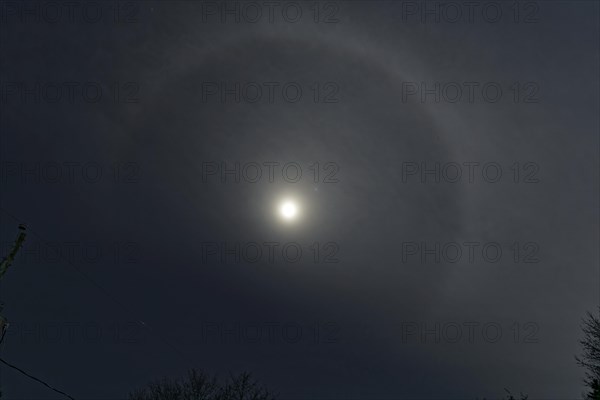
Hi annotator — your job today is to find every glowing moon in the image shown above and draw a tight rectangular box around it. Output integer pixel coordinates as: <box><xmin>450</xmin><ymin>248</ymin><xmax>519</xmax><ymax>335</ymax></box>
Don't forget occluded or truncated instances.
<box><xmin>279</xmin><ymin>200</ymin><xmax>298</xmax><ymax>221</ymax></box>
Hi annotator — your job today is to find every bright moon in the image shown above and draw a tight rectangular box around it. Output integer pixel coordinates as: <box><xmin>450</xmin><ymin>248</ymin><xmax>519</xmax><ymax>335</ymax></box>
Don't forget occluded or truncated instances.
<box><xmin>279</xmin><ymin>201</ymin><xmax>298</xmax><ymax>221</ymax></box>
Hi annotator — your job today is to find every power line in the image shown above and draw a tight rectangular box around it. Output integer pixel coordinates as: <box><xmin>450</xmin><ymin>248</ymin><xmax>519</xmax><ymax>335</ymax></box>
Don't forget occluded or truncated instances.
<box><xmin>1</xmin><ymin>327</ymin><xmax>74</xmax><ymax>399</ymax></box>
<box><xmin>0</xmin><ymin>208</ymin><xmax>199</xmax><ymax>400</ymax></box>
<box><xmin>0</xmin><ymin>356</ymin><xmax>75</xmax><ymax>400</ymax></box>
<box><xmin>0</xmin><ymin>225</ymin><xmax>75</xmax><ymax>400</ymax></box>
<box><xmin>0</xmin><ymin>207</ymin><xmax>194</xmax><ymax>365</ymax></box>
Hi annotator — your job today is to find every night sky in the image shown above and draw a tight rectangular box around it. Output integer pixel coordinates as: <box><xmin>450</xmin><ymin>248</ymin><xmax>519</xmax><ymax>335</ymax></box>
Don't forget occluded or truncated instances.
<box><xmin>0</xmin><ymin>1</ymin><xmax>598</xmax><ymax>399</ymax></box>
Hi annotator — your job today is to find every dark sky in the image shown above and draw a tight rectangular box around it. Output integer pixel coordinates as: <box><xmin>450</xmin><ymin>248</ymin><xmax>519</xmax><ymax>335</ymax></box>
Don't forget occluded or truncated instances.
<box><xmin>0</xmin><ymin>1</ymin><xmax>598</xmax><ymax>399</ymax></box>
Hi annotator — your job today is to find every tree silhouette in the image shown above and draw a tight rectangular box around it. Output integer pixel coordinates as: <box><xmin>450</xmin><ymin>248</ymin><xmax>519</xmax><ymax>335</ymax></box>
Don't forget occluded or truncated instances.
<box><xmin>0</xmin><ymin>225</ymin><xmax>27</xmax><ymax>399</ymax></box>
<box><xmin>129</xmin><ymin>369</ymin><xmax>276</xmax><ymax>400</ymax></box>
<box><xmin>477</xmin><ymin>388</ymin><xmax>528</xmax><ymax>400</ymax></box>
<box><xmin>577</xmin><ymin>308</ymin><xmax>600</xmax><ymax>399</ymax></box>
<box><xmin>502</xmin><ymin>388</ymin><xmax>528</xmax><ymax>400</ymax></box>
<box><xmin>584</xmin><ymin>379</ymin><xmax>600</xmax><ymax>400</ymax></box>
<box><xmin>0</xmin><ymin>224</ymin><xmax>27</xmax><ymax>344</ymax></box>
